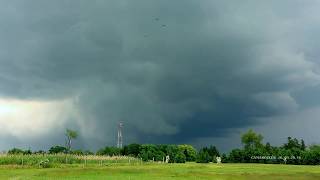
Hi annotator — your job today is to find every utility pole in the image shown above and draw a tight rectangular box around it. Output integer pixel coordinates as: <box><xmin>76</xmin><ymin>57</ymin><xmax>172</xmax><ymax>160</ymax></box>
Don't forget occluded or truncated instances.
<box><xmin>117</xmin><ymin>122</ymin><xmax>124</xmax><ymax>148</ymax></box>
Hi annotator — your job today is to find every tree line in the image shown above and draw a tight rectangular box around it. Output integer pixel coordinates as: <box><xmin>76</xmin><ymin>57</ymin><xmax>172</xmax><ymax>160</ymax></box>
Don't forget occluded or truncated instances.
<box><xmin>6</xmin><ymin>129</ymin><xmax>320</xmax><ymax>165</ymax></box>
<box><xmin>227</xmin><ymin>129</ymin><xmax>320</xmax><ymax>165</ymax></box>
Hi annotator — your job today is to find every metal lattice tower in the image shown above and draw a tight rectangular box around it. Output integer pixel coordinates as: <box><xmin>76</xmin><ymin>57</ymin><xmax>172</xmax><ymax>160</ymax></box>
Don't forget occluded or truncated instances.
<box><xmin>117</xmin><ymin>122</ymin><xmax>124</xmax><ymax>148</ymax></box>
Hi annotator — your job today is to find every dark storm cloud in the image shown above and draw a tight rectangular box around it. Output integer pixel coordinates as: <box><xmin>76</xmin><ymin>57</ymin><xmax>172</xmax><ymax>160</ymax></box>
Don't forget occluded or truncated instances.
<box><xmin>0</xmin><ymin>0</ymin><xmax>320</xmax><ymax>149</ymax></box>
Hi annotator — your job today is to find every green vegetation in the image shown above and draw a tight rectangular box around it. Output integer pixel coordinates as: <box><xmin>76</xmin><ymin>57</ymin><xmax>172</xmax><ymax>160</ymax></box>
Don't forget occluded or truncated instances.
<box><xmin>0</xmin><ymin>154</ymin><xmax>139</xmax><ymax>168</ymax></box>
<box><xmin>96</xmin><ymin>146</ymin><xmax>121</xmax><ymax>156</ymax></box>
<box><xmin>197</xmin><ymin>146</ymin><xmax>220</xmax><ymax>163</ymax></box>
<box><xmin>196</xmin><ymin>150</ymin><xmax>211</xmax><ymax>163</ymax></box>
<box><xmin>227</xmin><ymin>129</ymin><xmax>320</xmax><ymax>165</ymax></box>
<box><xmin>48</xmin><ymin>146</ymin><xmax>68</xmax><ymax>154</ymax></box>
<box><xmin>65</xmin><ymin>129</ymin><xmax>78</xmax><ymax>152</ymax></box>
<box><xmin>1</xmin><ymin>129</ymin><xmax>320</xmax><ymax>179</ymax></box>
<box><xmin>178</xmin><ymin>145</ymin><xmax>197</xmax><ymax>161</ymax></box>
<box><xmin>0</xmin><ymin>163</ymin><xmax>319</xmax><ymax>179</ymax></box>
<box><xmin>4</xmin><ymin>129</ymin><xmax>320</xmax><ymax>166</ymax></box>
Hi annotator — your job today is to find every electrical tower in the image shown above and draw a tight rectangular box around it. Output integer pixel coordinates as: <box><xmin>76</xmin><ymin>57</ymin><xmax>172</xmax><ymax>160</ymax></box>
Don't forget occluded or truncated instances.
<box><xmin>117</xmin><ymin>122</ymin><xmax>124</xmax><ymax>148</ymax></box>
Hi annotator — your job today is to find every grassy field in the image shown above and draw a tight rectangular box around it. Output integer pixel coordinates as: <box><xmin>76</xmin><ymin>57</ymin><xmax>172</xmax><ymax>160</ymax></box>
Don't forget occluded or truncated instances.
<box><xmin>0</xmin><ymin>163</ymin><xmax>319</xmax><ymax>180</ymax></box>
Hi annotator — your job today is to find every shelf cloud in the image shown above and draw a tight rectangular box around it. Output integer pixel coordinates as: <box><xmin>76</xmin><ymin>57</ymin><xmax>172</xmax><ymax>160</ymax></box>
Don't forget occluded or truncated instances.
<box><xmin>0</xmin><ymin>0</ymin><xmax>320</xmax><ymax>151</ymax></box>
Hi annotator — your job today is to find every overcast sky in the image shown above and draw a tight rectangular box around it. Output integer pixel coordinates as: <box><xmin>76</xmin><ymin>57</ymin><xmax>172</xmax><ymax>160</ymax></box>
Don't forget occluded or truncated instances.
<box><xmin>0</xmin><ymin>0</ymin><xmax>320</xmax><ymax>152</ymax></box>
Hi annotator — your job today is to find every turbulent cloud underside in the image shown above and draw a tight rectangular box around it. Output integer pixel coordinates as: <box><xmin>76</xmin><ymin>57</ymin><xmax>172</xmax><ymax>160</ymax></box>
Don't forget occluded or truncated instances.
<box><xmin>0</xmin><ymin>0</ymin><xmax>320</xmax><ymax>150</ymax></box>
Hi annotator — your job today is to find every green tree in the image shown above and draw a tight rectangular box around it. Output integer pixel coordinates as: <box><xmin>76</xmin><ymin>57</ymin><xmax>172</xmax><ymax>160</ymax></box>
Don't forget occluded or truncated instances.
<box><xmin>140</xmin><ymin>144</ymin><xmax>165</xmax><ymax>161</ymax></box>
<box><xmin>197</xmin><ymin>146</ymin><xmax>220</xmax><ymax>162</ymax></box>
<box><xmin>265</xmin><ymin>142</ymin><xmax>272</xmax><ymax>153</ymax></box>
<box><xmin>174</xmin><ymin>151</ymin><xmax>186</xmax><ymax>163</ymax></box>
<box><xmin>23</xmin><ymin>149</ymin><xmax>32</xmax><ymax>155</ymax></box>
<box><xmin>65</xmin><ymin>129</ymin><xmax>78</xmax><ymax>152</ymax></box>
<box><xmin>83</xmin><ymin>150</ymin><xmax>94</xmax><ymax>155</ymax></box>
<box><xmin>7</xmin><ymin>148</ymin><xmax>24</xmax><ymax>155</ymax></box>
<box><xmin>309</xmin><ymin>145</ymin><xmax>320</xmax><ymax>151</ymax></box>
<box><xmin>228</xmin><ymin>149</ymin><xmax>245</xmax><ymax>163</ymax></box>
<box><xmin>72</xmin><ymin>149</ymin><xmax>84</xmax><ymax>155</ymax></box>
<box><xmin>34</xmin><ymin>150</ymin><xmax>46</xmax><ymax>154</ymax></box>
<box><xmin>196</xmin><ymin>150</ymin><xmax>211</xmax><ymax>163</ymax></box>
<box><xmin>301</xmin><ymin>140</ymin><xmax>306</xmax><ymax>151</ymax></box>
<box><xmin>166</xmin><ymin>145</ymin><xmax>180</xmax><ymax>163</ymax></box>
<box><xmin>123</xmin><ymin>143</ymin><xmax>141</xmax><ymax>156</ymax></box>
<box><xmin>207</xmin><ymin>146</ymin><xmax>220</xmax><ymax>158</ymax></box>
<box><xmin>283</xmin><ymin>137</ymin><xmax>300</xmax><ymax>150</ymax></box>
<box><xmin>96</xmin><ymin>146</ymin><xmax>121</xmax><ymax>156</ymax></box>
<box><xmin>48</xmin><ymin>145</ymin><xmax>67</xmax><ymax>154</ymax></box>
<box><xmin>241</xmin><ymin>129</ymin><xmax>263</xmax><ymax>150</ymax></box>
<box><xmin>303</xmin><ymin>145</ymin><xmax>320</xmax><ymax>165</ymax></box>
<box><xmin>178</xmin><ymin>145</ymin><xmax>197</xmax><ymax>161</ymax></box>
<box><xmin>221</xmin><ymin>153</ymin><xmax>228</xmax><ymax>163</ymax></box>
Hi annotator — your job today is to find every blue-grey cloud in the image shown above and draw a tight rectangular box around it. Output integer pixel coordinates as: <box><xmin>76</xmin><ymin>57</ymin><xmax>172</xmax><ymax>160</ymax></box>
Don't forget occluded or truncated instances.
<box><xmin>0</xmin><ymin>0</ymin><xmax>320</xmax><ymax>150</ymax></box>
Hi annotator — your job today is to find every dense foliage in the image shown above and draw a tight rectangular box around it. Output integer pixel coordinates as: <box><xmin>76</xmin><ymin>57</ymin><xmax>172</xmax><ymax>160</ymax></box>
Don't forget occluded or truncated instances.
<box><xmin>4</xmin><ymin>129</ymin><xmax>320</xmax><ymax>165</ymax></box>
<box><xmin>225</xmin><ymin>129</ymin><xmax>320</xmax><ymax>165</ymax></box>
<box><xmin>49</xmin><ymin>146</ymin><xmax>68</xmax><ymax>154</ymax></box>
<box><xmin>96</xmin><ymin>146</ymin><xmax>121</xmax><ymax>156</ymax></box>
<box><xmin>7</xmin><ymin>148</ymin><xmax>24</xmax><ymax>155</ymax></box>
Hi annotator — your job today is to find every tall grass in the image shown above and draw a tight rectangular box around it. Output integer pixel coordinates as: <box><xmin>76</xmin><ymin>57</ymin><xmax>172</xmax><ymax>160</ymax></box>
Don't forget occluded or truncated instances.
<box><xmin>0</xmin><ymin>154</ymin><xmax>141</xmax><ymax>168</ymax></box>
